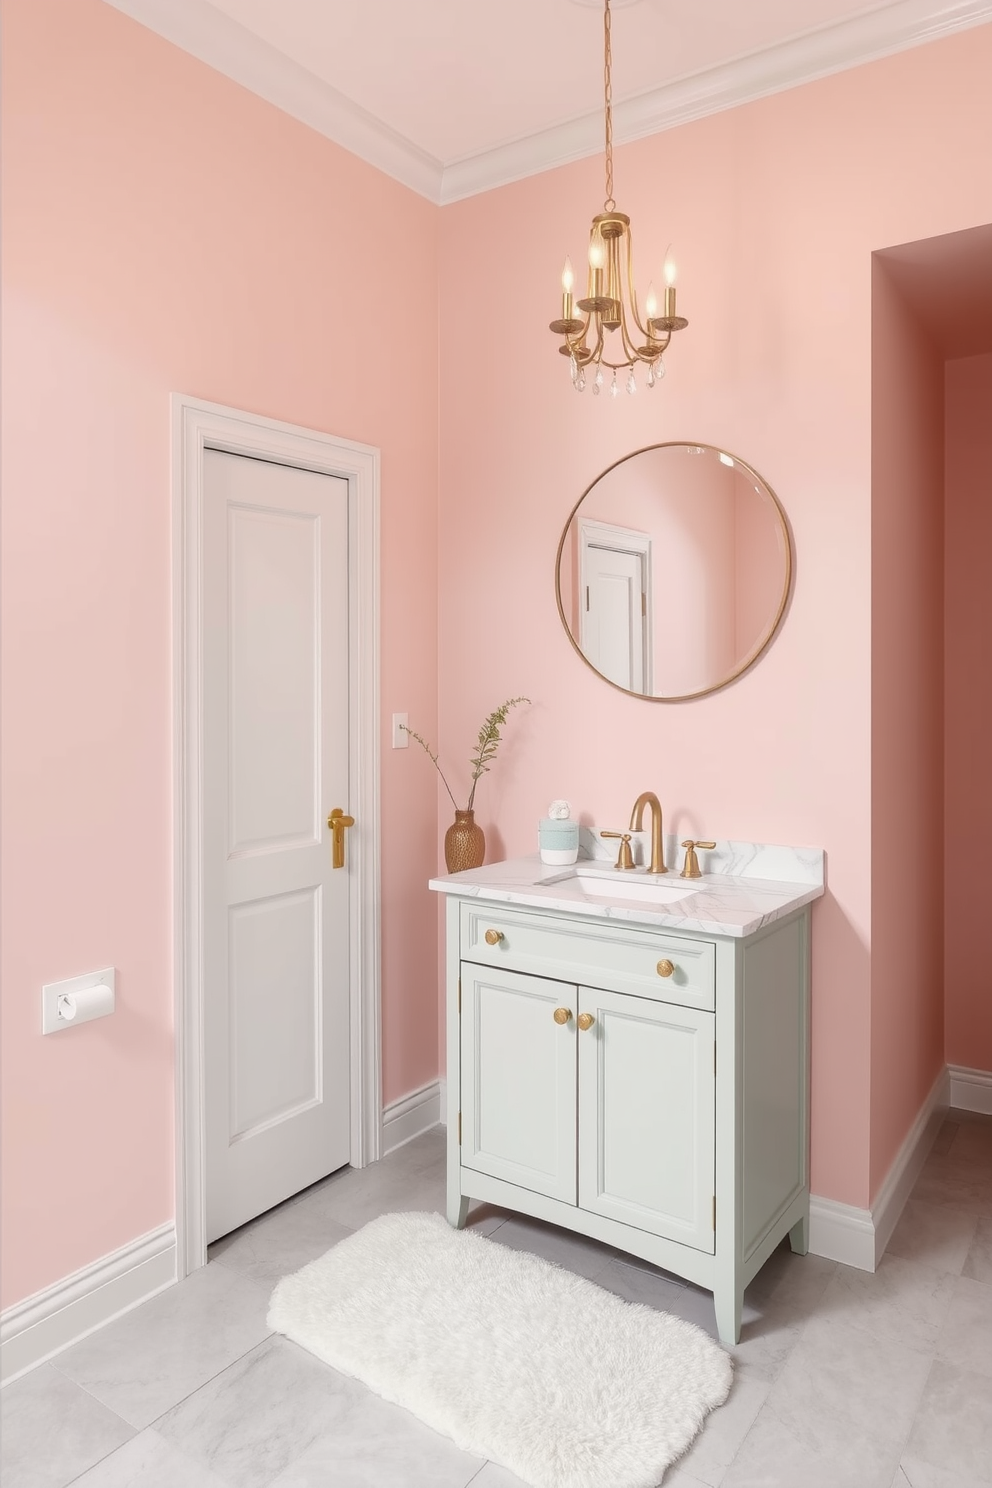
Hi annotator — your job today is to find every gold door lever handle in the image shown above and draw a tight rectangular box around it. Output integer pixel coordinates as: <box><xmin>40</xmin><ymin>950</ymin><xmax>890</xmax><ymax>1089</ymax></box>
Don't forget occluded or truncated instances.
<box><xmin>327</xmin><ymin>808</ymin><xmax>355</xmax><ymax>869</ymax></box>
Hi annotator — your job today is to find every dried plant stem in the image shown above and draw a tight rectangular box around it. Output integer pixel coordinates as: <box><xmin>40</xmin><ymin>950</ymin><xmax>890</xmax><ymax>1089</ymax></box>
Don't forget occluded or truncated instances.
<box><xmin>401</xmin><ymin>727</ymin><xmax>458</xmax><ymax>810</ymax></box>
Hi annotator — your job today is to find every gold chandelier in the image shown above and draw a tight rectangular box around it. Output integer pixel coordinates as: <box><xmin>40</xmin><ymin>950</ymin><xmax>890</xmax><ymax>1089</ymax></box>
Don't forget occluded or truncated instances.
<box><xmin>549</xmin><ymin>0</ymin><xmax>688</xmax><ymax>395</ymax></box>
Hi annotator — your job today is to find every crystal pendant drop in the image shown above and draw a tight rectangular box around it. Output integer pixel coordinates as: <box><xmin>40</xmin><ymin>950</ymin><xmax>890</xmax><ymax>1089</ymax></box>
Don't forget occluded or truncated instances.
<box><xmin>626</xmin><ymin>368</ymin><xmax>636</xmax><ymax>395</ymax></box>
<box><xmin>610</xmin><ymin>370</ymin><xmax>619</xmax><ymax>398</ymax></box>
<box><xmin>570</xmin><ymin>355</ymin><xmax>579</xmax><ymax>385</ymax></box>
<box><xmin>656</xmin><ymin>357</ymin><xmax>666</xmax><ymax>380</ymax></box>
<box><xmin>576</xmin><ymin>368</ymin><xmax>586</xmax><ymax>392</ymax></box>
<box><xmin>594</xmin><ymin>367</ymin><xmax>604</xmax><ymax>390</ymax></box>
<box><xmin>646</xmin><ymin>364</ymin><xmax>656</xmax><ymax>389</ymax></box>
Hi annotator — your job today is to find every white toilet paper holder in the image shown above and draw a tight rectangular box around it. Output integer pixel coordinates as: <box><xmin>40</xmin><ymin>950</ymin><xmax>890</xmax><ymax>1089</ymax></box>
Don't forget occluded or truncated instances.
<box><xmin>42</xmin><ymin>968</ymin><xmax>116</xmax><ymax>1034</ymax></box>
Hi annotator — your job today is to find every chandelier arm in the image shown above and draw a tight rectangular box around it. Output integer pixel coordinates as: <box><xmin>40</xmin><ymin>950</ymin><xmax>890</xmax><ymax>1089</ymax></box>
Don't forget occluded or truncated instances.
<box><xmin>624</xmin><ymin>228</ymin><xmax>649</xmax><ymax>341</ymax></box>
<box><xmin>620</xmin><ymin>316</ymin><xmax>641</xmax><ymax>366</ymax></box>
<box><xmin>564</xmin><ymin>311</ymin><xmax>593</xmax><ymax>352</ymax></box>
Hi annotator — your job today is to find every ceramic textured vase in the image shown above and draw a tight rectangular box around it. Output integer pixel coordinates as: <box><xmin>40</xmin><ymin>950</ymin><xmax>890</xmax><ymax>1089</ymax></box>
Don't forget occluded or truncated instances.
<box><xmin>444</xmin><ymin>809</ymin><xmax>485</xmax><ymax>873</ymax></box>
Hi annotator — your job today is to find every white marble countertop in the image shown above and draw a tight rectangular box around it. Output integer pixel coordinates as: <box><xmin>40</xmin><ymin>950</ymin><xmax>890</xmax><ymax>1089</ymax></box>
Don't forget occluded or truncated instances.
<box><xmin>429</xmin><ymin>839</ymin><xmax>825</xmax><ymax>939</ymax></box>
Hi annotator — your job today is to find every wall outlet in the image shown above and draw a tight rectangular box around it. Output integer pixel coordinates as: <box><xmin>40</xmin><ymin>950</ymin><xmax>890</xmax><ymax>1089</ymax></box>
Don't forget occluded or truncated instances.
<box><xmin>42</xmin><ymin>968</ymin><xmax>116</xmax><ymax>1034</ymax></box>
<box><xmin>392</xmin><ymin>712</ymin><xmax>409</xmax><ymax>748</ymax></box>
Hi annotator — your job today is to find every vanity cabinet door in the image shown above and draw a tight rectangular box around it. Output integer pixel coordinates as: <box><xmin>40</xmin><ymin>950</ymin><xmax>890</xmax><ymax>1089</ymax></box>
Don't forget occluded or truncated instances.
<box><xmin>460</xmin><ymin>963</ymin><xmax>578</xmax><ymax>1204</ymax></box>
<box><xmin>577</xmin><ymin>987</ymin><xmax>716</xmax><ymax>1253</ymax></box>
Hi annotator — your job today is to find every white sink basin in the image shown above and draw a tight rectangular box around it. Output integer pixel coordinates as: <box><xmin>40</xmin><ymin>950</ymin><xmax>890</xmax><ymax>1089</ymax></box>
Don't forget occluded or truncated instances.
<box><xmin>548</xmin><ymin>866</ymin><xmax>699</xmax><ymax>906</ymax></box>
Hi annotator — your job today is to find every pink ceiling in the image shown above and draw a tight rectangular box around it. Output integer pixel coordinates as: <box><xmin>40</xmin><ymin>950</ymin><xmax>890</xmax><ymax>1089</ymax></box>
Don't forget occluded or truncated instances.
<box><xmin>201</xmin><ymin>0</ymin><xmax>921</xmax><ymax>163</ymax></box>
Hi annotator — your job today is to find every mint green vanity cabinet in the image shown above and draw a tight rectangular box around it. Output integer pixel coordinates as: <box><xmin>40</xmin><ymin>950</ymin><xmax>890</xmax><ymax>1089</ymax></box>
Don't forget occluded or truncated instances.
<box><xmin>444</xmin><ymin>894</ymin><xmax>811</xmax><ymax>1346</ymax></box>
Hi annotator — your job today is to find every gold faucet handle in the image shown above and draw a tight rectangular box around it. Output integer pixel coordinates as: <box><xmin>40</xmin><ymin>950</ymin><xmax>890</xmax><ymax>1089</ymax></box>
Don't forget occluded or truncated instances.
<box><xmin>602</xmin><ymin>831</ymin><xmax>635</xmax><ymax>870</ymax></box>
<box><xmin>680</xmin><ymin>839</ymin><xmax>716</xmax><ymax>879</ymax></box>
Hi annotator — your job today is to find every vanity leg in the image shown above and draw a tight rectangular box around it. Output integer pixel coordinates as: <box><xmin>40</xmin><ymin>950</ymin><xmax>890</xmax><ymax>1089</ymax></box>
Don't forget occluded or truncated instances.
<box><xmin>447</xmin><ymin>1191</ymin><xmax>470</xmax><ymax>1229</ymax></box>
<box><xmin>714</xmin><ymin>1281</ymin><xmax>743</xmax><ymax>1347</ymax></box>
<box><xmin>789</xmin><ymin>1211</ymin><xmax>809</xmax><ymax>1256</ymax></box>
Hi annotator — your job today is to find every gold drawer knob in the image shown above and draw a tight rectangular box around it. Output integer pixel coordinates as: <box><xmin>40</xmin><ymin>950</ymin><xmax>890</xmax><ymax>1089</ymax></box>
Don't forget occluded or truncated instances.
<box><xmin>577</xmin><ymin>1012</ymin><xmax>595</xmax><ymax>1031</ymax></box>
<box><xmin>484</xmin><ymin>929</ymin><xmax>504</xmax><ymax>946</ymax></box>
<box><xmin>656</xmin><ymin>959</ymin><xmax>675</xmax><ymax>978</ymax></box>
<box><xmin>553</xmin><ymin>1007</ymin><xmax>572</xmax><ymax>1025</ymax></box>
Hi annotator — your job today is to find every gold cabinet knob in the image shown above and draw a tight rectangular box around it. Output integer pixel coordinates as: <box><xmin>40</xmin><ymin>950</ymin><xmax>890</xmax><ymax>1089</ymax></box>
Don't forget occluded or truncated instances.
<box><xmin>553</xmin><ymin>1007</ymin><xmax>572</xmax><ymax>1025</ymax></box>
<box><xmin>657</xmin><ymin>959</ymin><xmax>675</xmax><ymax>978</ymax></box>
<box><xmin>484</xmin><ymin>929</ymin><xmax>504</xmax><ymax>946</ymax></box>
<box><xmin>577</xmin><ymin>1012</ymin><xmax>595</xmax><ymax>1031</ymax></box>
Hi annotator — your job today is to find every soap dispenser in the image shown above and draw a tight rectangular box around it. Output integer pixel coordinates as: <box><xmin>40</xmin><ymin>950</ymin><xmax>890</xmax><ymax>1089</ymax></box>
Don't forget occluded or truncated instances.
<box><xmin>538</xmin><ymin>799</ymin><xmax>579</xmax><ymax>865</ymax></box>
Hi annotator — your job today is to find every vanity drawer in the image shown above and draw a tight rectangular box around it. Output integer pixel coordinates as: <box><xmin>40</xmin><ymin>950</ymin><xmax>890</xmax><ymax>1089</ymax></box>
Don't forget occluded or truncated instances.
<box><xmin>459</xmin><ymin>901</ymin><xmax>715</xmax><ymax>1011</ymax></box>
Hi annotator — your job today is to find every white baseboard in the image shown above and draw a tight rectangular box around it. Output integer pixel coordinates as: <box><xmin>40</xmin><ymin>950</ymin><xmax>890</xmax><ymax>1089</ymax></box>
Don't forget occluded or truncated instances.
<box><xmin>870</xmin><ymin>1065</ymin><xmax>949</xmax><ymax>1264</ymax></box>
<box><xmin>808</xmin><ymin>1195</ymin><xmax>876</xmax><ymax>1269</ymax></box>
<box><xmin>809</xmin><ymin>1064</ymin><xmax>949</xmax><ymax>1272</ymax></box>
<box><xmin>382</xmin><ymin>1080</ymin><xmax>442</xmax><ymax>1155</ymax></box>
<box><xmin>1</xmin><ymin>1223</ymin><xmax>176</xmax><ymax>1385</ymax></box>
<box><xmin>949</xmin><ymin>1064</ymin><xmax>992</xmax><ymax>1114</ymax></box>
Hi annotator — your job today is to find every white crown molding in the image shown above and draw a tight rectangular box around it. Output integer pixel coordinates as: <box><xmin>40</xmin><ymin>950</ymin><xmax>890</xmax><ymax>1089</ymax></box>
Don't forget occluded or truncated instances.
<box><xmin>104</xmin><ymin>0</ymin><xmax>992</xmax><ymax>205</ymax></box>
<box><xmin>442</xmin><ymin>0</ymin><xmax>992</xmax><ymax>202</ymax></box>
<box><xmin>102</xmin><ymin>0</ymin><xmax>443</xmax><ymax>201</ymax></box>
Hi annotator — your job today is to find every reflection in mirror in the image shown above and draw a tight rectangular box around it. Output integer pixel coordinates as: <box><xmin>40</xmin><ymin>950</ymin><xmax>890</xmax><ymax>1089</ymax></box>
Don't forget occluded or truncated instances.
<box><xmin>556</xmin><ymin>444</ymin><xmax>791</xmax><ymax>701</ymax></box>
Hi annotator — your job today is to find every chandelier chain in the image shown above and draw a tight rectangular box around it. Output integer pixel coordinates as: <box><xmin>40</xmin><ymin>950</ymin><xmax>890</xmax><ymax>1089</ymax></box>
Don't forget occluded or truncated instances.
<box><xmin>603</xmin><ymin>0</ymin><xmax>614</xmax><ymax>211</ymax></box>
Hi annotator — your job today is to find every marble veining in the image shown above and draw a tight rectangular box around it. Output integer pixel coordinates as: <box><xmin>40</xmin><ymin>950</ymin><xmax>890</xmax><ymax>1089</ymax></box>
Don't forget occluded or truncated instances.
<box><xmin>430</xmin><ymin>840</ymin><xmax>824</xmax><ymax>939</ymax></box>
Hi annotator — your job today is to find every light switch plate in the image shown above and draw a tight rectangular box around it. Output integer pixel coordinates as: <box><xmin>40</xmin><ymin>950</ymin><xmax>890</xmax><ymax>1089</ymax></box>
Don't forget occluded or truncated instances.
<box><xmin>392</xmin><ymin>712</ymin><xmax>409</xmax><ymax>748</ymax></box>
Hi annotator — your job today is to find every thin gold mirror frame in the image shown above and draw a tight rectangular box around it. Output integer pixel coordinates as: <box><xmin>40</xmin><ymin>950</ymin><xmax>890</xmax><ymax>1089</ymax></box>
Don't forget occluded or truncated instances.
<box><xmin>555</xmin><ymin>442</ymin><xmax>793</xmax><ymax>703</ymax></box>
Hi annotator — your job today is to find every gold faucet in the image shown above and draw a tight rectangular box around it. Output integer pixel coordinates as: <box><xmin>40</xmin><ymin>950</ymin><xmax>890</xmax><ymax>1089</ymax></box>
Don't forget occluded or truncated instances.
<box><xmin>629</xmin><ymin>792</ymin><xmax>666</xmax><ymax>874</ymax></box>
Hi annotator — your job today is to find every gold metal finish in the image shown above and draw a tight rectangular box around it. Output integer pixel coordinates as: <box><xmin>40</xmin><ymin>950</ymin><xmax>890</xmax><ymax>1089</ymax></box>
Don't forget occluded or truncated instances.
<box><xmin>629</xmin><ymin>792</ymin><xmax>666</xmax><ymax>874</ymax></box>
<box><xmin>680</xmin><ymin>840</ymin><xmax>717</xmax><ymax>879</ymax></box>
<box><xmin>327</xmin><ymin>808</ymin><xmax>355</xmax><ymax>869</ymax></box>
<box><xmin>554</xmin><ymin>443</ymin><xmax>792</xmax><ymax>703</ymax></box>
<box><xmin>484</xmin><ymin>929</ymin><xmax>504</xmax><ymax>946</ymax></box>
<box><xmin>553</xmin><ymin>1007</ymin><xmax>573</xmax><ymax>1025</ymax></box>
<box><xmin>577</xmin><ymin>1012</ymin><xmax>595</xmax><ymax>1031</ymax></box>
<box><xmin>601</xmin><ymin>830</ymin><xmax>634</xmax><ymax>870</ymax></box>
<box><xmin>549</xmin><ymin>0</ymin><xmax>687</xmax><ymax>386</ymax></box>
<box><xmin>656</xmin><ymin>959</ymin><xmax>675</xmax><ymax>978</ymax></box>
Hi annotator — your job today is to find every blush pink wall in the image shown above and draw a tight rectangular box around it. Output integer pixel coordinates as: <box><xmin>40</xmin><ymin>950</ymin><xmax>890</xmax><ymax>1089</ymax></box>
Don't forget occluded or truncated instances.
<box><xmin>869</xmin><ymin>261</ymin><xmax>946</xmax><ymax>1198</ymax></box>
<box><xmin>944</xmin><ymin>352</ymin><xmax>992</xmax><ymax>1071</ymax></box>
<box><xmin>1</xmin><ymin>0</ymin><xmax>439</xmax><ymax>1307</ymax></box>
<box><xmin>440</xmin><ymin>26</ymin><xmax>992</xmax><ymax>1209</ymax></box>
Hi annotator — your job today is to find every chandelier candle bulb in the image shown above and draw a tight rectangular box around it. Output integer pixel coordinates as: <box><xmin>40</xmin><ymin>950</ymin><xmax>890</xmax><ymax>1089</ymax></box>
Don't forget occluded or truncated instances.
<box><xmin>561</xmin><ymin>257</ymin><xmax>574</xmax><ymax>319</ymax></box>
<box><xmin>588</xmin><ymin>235</ymin><xmax>605</xmax><ymax>298</ymax></box>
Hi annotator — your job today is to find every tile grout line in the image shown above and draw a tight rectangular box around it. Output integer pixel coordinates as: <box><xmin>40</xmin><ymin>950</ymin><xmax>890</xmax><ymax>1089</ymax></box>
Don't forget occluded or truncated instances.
<box><xmin>49</xmin><ymin>1324</ymin><xmax>277</xmax><ymax>1443</ymax></box>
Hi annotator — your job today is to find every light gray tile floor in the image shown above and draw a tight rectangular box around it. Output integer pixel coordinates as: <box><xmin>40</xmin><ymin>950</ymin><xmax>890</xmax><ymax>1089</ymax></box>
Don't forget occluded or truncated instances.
<box><xmin>2</xmin><ymin>1113</ymin><xmax>991</xmax><ymax>1488</ymax></box>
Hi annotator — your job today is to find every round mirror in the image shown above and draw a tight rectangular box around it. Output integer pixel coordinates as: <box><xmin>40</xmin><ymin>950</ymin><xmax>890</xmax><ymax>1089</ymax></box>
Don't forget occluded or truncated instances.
<box><xmin>555</xmin><ymin>443</ymin><xmax>791</xmax><ymax>701</ymax></box>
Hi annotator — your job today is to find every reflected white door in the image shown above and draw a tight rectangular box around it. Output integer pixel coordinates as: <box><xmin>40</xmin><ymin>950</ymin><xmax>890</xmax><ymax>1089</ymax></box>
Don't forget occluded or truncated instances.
<box><xmin>203</xmin><ymin>449</ymin><xmax>351</xmax><ymax>1243</ymax></box>
<box><xmin>579</xmin><ymin>524</ymin><xmax>650</xmax><ymax>692</ymax></box>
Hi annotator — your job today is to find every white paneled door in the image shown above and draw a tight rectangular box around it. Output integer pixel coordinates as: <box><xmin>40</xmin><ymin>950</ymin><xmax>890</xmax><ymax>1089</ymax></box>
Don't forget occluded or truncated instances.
<box><xmin>203</xmin><ymin>450</ymin><xmax>352</xmax><ymax>1243</ymax></box>
<box><xmin>579</xmin><ymin>525</ymin><xmax>650</xmax><ymax>694</ymax></box>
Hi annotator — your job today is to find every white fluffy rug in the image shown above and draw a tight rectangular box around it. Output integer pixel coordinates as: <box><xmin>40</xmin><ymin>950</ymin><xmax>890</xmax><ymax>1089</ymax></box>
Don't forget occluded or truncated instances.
<box><xmin>268</xmin><ymin>1211</ymin><xmax>732</xmax><ymax>1488</ymax></box>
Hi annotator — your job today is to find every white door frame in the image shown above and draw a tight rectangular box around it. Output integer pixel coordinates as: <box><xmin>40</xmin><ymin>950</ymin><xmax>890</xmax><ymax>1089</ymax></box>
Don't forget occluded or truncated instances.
<box><xmin>172</xmin><ymin>394</ymin><xmax>381</xmax><ymax>1279</ymax></box>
